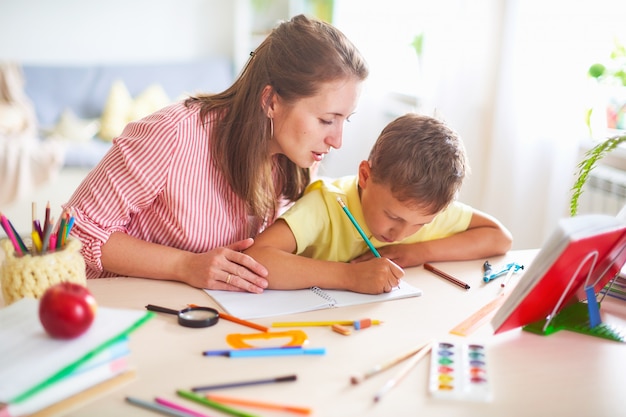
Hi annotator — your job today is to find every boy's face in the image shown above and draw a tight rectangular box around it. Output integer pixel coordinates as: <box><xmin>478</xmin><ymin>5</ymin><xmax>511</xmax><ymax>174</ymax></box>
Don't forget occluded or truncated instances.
<box><xmin>358</xmin><ymin>161</ymin><xmax>437</xmax><ymax>243</ymax></box>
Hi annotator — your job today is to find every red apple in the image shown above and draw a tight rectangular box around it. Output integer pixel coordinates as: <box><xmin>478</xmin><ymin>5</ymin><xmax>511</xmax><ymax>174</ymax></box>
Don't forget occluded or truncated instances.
<box><xmin>38</xmin><ymin>282</ymin><xmax>98</xmax><ymax>339</ymax></box>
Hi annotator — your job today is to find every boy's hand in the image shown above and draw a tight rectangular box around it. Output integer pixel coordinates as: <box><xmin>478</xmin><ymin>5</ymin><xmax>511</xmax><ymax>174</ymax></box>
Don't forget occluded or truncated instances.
<box><xmin>348</xmin><ymin>258</ymin><xmax>404</xmax><ymax>294</ymax></box>
<box><xmin>351</xmin><ymin>244</ymin><xmax>418</xmax><ymax>268</ymax></box>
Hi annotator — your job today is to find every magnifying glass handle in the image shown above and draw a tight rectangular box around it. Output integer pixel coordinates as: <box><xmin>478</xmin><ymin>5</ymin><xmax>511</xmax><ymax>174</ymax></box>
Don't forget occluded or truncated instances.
<box><xmin>145</xmin><ymin>304</ymin><xmax>180</xmax><ymax>315</ymax></box>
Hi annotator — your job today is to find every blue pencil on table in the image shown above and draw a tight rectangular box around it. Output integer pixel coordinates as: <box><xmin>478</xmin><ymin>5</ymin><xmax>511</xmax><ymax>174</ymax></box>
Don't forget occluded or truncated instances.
<box><xmin>336</xmin><ymin>197</ymin><xmax>381</xmax><ymax>258</ymax></box>
<box><xmin>203</xmin><ymin>347</ymin><xmax>325</xmax><ymax>358</ymax></box>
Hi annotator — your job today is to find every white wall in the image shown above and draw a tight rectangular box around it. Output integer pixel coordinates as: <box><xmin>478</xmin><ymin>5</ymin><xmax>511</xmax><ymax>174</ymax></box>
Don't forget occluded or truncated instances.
<box><xmin>0</xmin><ymin>0</ymin><xmax>234</xmax><ymax>64</ymax></box>
<box><xmin>5</xmin><ymin>0</ymin><xmax>596</xmax><ymax>251</ymax></box>
<box><xmin>0</xmin><ymin>0</ymin><xmax>376</xmax><ymax>179</ymax></box>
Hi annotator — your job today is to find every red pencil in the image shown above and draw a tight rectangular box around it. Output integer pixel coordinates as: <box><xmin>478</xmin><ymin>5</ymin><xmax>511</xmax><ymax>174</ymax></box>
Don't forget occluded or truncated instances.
<box><xmin>424</xmin><ymin>263</ymin><xmax>470</xmax><ymax>290</ymax></box>
<box><xmin>43</xmin><ymin>201</ymin><xmax>50</xmax><ymax>236</ymax></box>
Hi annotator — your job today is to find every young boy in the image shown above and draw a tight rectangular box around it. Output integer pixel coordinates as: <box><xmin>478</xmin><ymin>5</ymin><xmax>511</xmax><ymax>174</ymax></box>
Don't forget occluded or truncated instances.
<box><xmin>244</xmin><ymin>113</ymin><xmax>512</xmax><ymax>294</ymax></box>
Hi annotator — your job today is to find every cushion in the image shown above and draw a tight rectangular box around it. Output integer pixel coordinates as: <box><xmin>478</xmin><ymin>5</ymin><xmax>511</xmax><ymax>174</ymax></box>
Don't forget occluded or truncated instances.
<box><xmin>22</xmin><ymin>59</ymin><xmax>234</xmax><ymax>129</ymax></box>
<box><xmin>99</xmin><ymin>81</ymin><xmax>170</xmax><ymax>142</ymax></box>
<box><xmin>45</xmin><ymin>108</ymin><xmax>100</xmax><ymax>142</ymax></box>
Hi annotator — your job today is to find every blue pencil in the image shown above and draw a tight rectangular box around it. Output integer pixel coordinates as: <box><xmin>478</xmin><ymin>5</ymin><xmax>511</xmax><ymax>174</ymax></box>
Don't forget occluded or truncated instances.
<box><xmin>204</xmin><ymin>347</ymin><xmax>325</xmax><ymax>358</ymax></box>
<box><xmin>203</xmin><ymin>346</ymin><xmax>301</xmax><ymax>356</ymax></box>
<box><xmin>336</xmin><ymin>197</ymin><xmax>381</xmax><ymax>258</ymax></box>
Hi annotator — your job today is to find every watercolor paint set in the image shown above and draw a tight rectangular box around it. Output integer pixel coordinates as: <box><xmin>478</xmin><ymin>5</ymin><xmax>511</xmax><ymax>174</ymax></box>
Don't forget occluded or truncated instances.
<box><xmin>428</xmin><ymin>340</ymin><xmax>492</xmax><ymax>402</ymax></box>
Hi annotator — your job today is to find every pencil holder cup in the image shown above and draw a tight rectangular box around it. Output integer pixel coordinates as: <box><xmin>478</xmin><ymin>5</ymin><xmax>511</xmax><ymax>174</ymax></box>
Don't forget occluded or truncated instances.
<box><xmin>0</xmin><ymin>237</ymin><xmax>86</xmax><ymax>305</ymax></box>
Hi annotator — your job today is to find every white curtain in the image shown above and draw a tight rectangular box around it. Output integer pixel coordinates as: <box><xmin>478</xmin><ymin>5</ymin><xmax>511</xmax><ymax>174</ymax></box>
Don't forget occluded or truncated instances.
<box><xmin>327</xmin><ymin>0</ymin><xmax>626</xmax><ymax>249</ymax></box>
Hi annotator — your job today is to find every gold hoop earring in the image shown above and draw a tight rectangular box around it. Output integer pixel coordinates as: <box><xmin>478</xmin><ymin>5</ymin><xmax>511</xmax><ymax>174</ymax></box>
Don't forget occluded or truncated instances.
<box><xmin>269</xmin><ymin>117</ymin><xmax>274</xmax><ymax>138</ymax></box>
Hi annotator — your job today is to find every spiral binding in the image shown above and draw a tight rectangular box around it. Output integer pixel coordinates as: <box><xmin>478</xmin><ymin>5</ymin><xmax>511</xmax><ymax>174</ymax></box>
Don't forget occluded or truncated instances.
<box><xmin>310</xmin><ymin>286</ymin><xmax>338</xmax><ymax>306</ymax></box>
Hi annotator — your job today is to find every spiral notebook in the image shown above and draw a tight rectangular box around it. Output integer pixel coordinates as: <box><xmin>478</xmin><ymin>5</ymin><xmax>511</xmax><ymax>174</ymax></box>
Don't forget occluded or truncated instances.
<box><xmin>204</xmin><ymin>282</ymin><xmax>422</xmax><ymax>319</ymax></box>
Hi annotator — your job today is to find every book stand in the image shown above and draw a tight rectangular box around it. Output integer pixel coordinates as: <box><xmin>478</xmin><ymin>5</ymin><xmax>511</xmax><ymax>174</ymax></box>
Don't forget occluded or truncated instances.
<box><xmin>522</xmin><ymin>251</ymin><xmax>626</xmax><ymax>342</ymax></box>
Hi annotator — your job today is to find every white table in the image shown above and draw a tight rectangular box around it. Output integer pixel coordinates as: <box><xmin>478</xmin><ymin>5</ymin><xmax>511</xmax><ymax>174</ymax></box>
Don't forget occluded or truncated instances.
<box><xmin>7</xmin><ymin>249</ymin><xmax>626</xmax><ymax>417</ymax></box>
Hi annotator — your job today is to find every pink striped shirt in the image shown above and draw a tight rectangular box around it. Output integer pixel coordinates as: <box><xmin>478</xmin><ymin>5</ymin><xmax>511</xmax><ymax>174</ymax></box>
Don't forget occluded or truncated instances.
<box><xmin>64</xmin><ymin>102</ymin><xmax>266</xmax><ymax>278</ymax></box>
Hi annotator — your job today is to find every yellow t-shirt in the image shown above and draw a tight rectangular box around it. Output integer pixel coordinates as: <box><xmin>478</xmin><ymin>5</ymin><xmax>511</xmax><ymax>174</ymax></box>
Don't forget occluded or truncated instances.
<box><xmin>280</xmin><ymin>176</ymin><xmax>473</xmax><ymax>262</ymax></box>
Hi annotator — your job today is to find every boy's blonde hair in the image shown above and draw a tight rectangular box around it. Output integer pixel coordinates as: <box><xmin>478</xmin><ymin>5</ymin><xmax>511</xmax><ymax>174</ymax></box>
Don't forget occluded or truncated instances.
<box><xmin>367</xmin><ymin>113</ymin><xmax>468</xmax><ymax>214</ymax></box>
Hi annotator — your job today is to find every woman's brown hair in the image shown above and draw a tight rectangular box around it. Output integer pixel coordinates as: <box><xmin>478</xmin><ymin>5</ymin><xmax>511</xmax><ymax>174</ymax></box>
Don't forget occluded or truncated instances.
<box><xmin>185</xmin><ymin>14</ymin><xmax>368</xmax><ymax>225</ymax></box>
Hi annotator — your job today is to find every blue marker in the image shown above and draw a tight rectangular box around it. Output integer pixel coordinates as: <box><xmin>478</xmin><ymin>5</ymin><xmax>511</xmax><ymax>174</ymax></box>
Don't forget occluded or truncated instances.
<box><xmin>483</xmin><ymin>262</ymin><xmax>524</xmax><ymax>283</ymax></box>
<box><xmin>483</xmin><ymin>261</ymin><xmax>493</xmax><ymax>280</ymax></box>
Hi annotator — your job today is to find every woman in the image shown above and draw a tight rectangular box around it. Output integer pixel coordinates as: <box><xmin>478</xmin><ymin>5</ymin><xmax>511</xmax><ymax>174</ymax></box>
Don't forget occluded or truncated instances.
<box><xmin>64</xmin><ymin>15</ymin><xmax>368</xmax><ymax>292</ymax></box>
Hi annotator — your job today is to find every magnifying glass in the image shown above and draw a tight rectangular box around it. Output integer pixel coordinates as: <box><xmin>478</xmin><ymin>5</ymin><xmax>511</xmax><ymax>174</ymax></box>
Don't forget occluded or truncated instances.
<box><xmin>145</xmin><ymin>304</ymin><xmax>219</xmax><ymax>328</ymax></box>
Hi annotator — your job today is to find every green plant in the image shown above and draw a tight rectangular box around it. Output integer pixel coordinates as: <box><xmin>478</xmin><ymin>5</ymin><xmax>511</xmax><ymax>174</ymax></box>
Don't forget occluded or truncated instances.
<box><xmin>570</xmin><ymin>134</ymin><xmax>626</xmax><ymax>216</ymax></box>
<box><xmin>572</xmin><ymin>39</ymin><xmax>626</xmax><ymax>216</ymax></box>
<box><xmin>588</xmin><ymin>38</ymin><xmax>626</xmax><ymax>86</ymax></box>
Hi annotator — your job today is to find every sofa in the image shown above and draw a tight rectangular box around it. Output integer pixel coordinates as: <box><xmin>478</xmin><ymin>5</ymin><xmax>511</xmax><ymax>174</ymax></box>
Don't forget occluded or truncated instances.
<box><xmin>2</xmin><ymin>58</ymin><xmax>233</xmax><ymax>232</ymax></box>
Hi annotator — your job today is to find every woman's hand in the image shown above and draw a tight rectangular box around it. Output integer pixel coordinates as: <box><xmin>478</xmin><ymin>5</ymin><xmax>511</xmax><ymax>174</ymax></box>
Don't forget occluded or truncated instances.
<box><xmin>101</xmin><ymin>233</ymin><xmax>269</xmax><ymax>292</ymax></box>
<box><xmin>183</xmin><ymin>238</ymin><xmax>269</xmax><ymax>293</ymax></box>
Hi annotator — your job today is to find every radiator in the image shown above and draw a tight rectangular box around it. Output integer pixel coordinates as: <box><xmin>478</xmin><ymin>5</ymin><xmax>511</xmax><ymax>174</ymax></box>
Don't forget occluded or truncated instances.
<box><xmin>578</xmin><ymin>164</ymin><xmax>626</xmax><ymax>216</ymax></box>
<box><xmin>578</xmin><ymin>165</ymin><xmax>626</xmax><ymax>216</ymax></box>
<box><xmin>579</xmin><ymin>165</ymin><xmax>626</xmax><ymax>303</ymax></box>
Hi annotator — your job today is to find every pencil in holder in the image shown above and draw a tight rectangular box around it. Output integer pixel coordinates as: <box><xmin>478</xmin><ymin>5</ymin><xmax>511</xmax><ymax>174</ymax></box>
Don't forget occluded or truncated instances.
<box><xmin>0</xmin><ymin>237</ymin><xmax>86</xmax><ymax>305</ymax></box>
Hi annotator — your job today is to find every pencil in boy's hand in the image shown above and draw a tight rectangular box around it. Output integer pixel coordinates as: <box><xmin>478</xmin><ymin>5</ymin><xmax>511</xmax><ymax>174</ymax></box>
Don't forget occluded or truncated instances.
<box><xmin>336</xmin><ymin>197</ymin><xmax>381</xmax><ymax>258</ymax></box>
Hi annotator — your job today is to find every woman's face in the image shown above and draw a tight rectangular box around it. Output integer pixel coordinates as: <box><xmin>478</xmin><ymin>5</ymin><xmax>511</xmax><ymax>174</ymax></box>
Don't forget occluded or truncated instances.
<box><xmin>268</xmin><ymin>78</ymin><xmax>362</xmax><ymax>168</ymax></box>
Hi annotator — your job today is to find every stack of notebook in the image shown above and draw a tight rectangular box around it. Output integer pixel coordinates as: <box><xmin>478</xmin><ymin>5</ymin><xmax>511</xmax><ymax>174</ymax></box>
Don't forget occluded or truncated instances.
<box><xmin>0</xmin><ymin>298</ymin><xmax>152</xmax><ymax>417</ymax></box>
<box><xmin>601</xmin><ymin>268</ymin><xmax>626</xmax><ymax>302</ymax></box>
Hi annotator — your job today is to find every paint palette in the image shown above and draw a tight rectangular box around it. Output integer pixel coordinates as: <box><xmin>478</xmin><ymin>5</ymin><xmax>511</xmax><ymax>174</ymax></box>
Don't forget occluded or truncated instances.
<box><xmin>428</xmin><ymin>340</ymin><xmax>492</xmax><ymax>402</ymax></box>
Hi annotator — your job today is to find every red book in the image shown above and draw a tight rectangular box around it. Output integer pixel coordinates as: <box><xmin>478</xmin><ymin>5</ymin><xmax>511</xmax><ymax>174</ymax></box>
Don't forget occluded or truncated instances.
<box><xmin>492</xmin><ymin>214</ymin><xmax>626</xmax><ymax>334</ymax></box>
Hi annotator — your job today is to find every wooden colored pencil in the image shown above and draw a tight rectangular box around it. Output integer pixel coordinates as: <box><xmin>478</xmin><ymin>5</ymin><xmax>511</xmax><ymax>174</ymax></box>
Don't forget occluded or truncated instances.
<box><xmin>218</xmin><ymin>312</ymin><xmax>269</xmax><ymax>332</ymax></box>
<box><xmin>126</xmin><ymin>396</ymin><xmax>198</xmax><ymax>417</ymax></box>
<box><xmin>187</xmin><ymin>304</ymin><xmax>268</xmax><ymax>332</ymax></box>
<box><xmin>336</xmin><ymin>197</ymin><xmax>381</xmax><ymax>258</ymax></box>
<box><xmin>205</xmin><ymin>393</ymin><xmax>312</xmax><ymax>415</ymax></box>
<box><xmin>373</xmin><ymin>340</ymin><xmax>434</xmax><ymax>402</ymax></box>
<box><xmin>0</xmin><ymin>213</ymin><xmax>23</xmax><ymax>256</ymax></box>
<box><xmin>191</xmin><ymin>374</ymin><xmax>296</xmax><ymax>392</ymax></box>
<box><xmin>351</xmin><ymin>340</ymin><xmax>430</xmax><ymax>385</ymax></box>
<box><xmin>154</xmin><ymin>397</ymin><xmax>214</xmax><ymax>417</ymax></box>
<box><xmin>424</xmin><ymin>263</ymin><xmax>470</xmax><ymax>290</ymax></box>
<box><xmin>43</xmin><ymin>201</ymin><xmax>50</xmax><ymax>236</ymax></box>
<box><xmin>177</xmin><ymin>390</ymin><xmax>260</xmax><ymax>417</ymax></box>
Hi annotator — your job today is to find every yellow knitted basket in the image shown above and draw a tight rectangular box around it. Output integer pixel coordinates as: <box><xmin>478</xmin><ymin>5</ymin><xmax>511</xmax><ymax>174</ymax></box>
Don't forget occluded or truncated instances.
<box><xmin>0</xmin><ymin>237</ymin><xmax>86</xmax><ymax>305</ymax></box>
